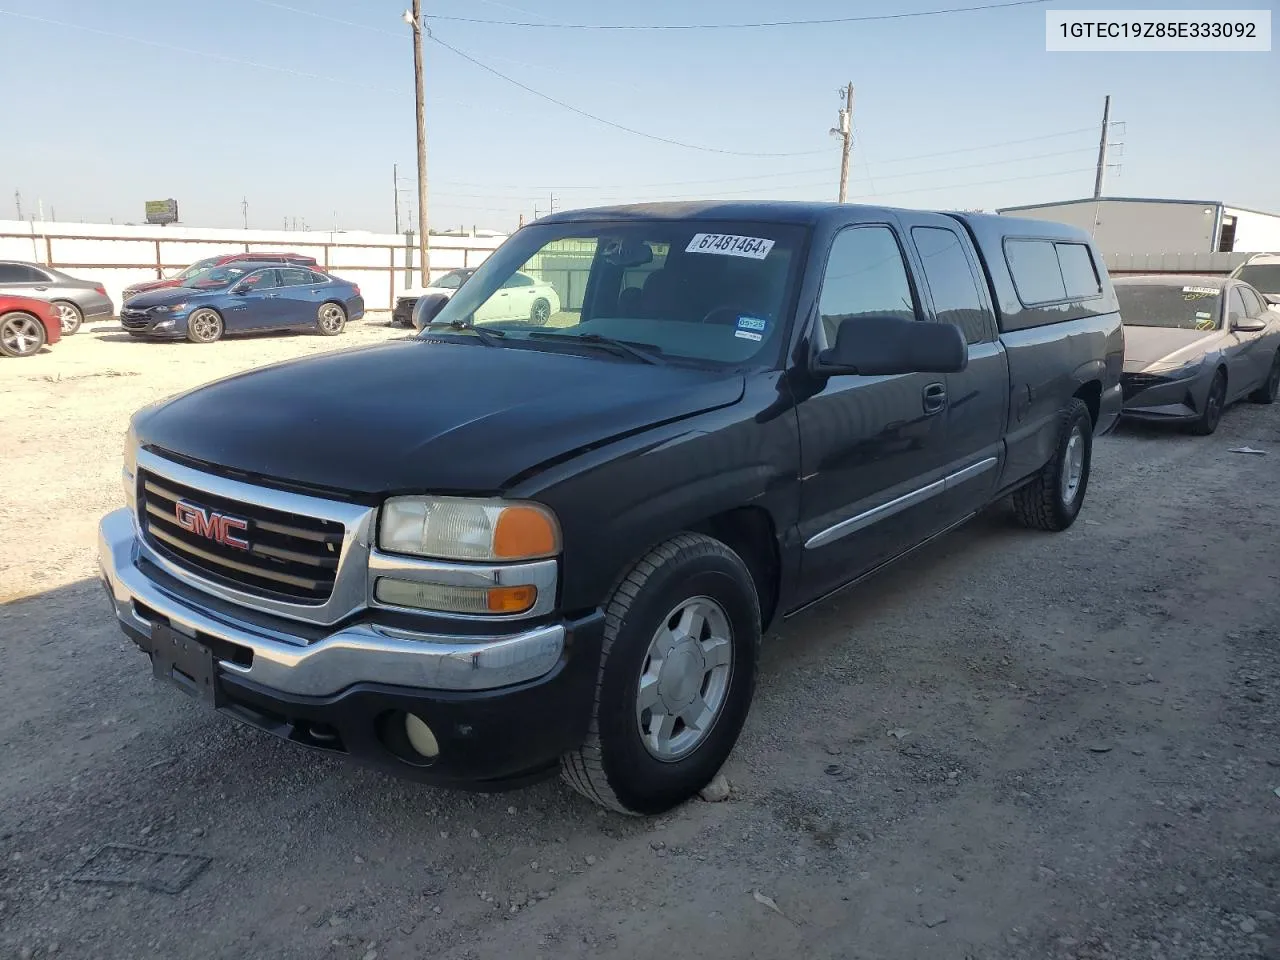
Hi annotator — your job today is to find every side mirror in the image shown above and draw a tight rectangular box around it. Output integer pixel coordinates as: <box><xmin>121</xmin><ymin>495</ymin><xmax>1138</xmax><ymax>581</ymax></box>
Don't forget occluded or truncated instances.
<box><xmin>816</xmin><ymin>314</ymin><xmax>967</xmax><ymax>377</ymax></box>
<box><xmin>1263</xmin><ymin>294</ymin><xmax>1280</xmax><ymax>306</ymax></box>
<box><xmin>1232</xmin><ymin>315</ymin><xmax>1267</xmax><ymax>332</ymax></box>
<box><xmin>231</xmin><ymin>285</ymin><xmax>250</xmax><ymax>295</ymax></box>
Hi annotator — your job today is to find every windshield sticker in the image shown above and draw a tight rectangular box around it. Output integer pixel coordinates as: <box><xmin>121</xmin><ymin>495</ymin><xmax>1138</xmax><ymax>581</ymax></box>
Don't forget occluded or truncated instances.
<box><xmin>1182</xmin><ymin>286</ymin><xmax>1219</xmax><ymax>300</ymax></box>
<box><xmin>737</xmin><ymin>316</ymin><xmax>768</xmax><ymax>333</ymax></box>
<box><xmin>1195</xmin><ymin>312</ymin><xmax>1215</xmax><ymax>330</ymax></box>
<box><xmin>734</xmin><ymin>330</ymin><xmax>764</xmax><ymax>342</ymax></box>
<box><xmin>686</xmin><ymin>233</ymin><xmax>775</xmax><ymax>260</ymax></box>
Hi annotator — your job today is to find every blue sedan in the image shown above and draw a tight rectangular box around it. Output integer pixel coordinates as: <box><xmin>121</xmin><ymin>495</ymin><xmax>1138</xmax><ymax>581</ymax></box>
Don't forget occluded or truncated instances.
<box><xmin>119</xmin><ymin>262</ymin><xmax>365</xmax><ymax>343</ymax></box>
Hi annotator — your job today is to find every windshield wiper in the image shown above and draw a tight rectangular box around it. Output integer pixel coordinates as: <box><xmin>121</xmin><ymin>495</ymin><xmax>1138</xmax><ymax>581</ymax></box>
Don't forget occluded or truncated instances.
<box><xmin>425</xmin><ymin>319</ymin><xmax>506</xmax><ymax>347</ymax></box>
<box><xmin>527</xmin><ymin>331</ymin><xmax>667</xmax><ymax>366</ymax></box>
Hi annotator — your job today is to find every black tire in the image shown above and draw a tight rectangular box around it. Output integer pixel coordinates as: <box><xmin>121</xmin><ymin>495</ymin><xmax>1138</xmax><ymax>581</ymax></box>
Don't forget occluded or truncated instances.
<box><xmin>1189</xmin><ymin>369</ymin><xmax>1226</xmax><ymax>435</ymax></box>
<box><xmin>560</xmin><ymin>533</ymin><xmax>761</xmax><ymax>815</ymax></box>
<box><xmin>51</xmin><ymin>300</ymin><xmax>82</xmax><ymax>336</ymax></box>
<box><xmin>186</xmin><ymin>308</ymin><xmax>224</xmax><ymax>344</ymax></box>
<box><xmin>1011</xmin><ymin>398</ymin><xmax>1093</xmax><ymax>532</ymax></box>
<box><xmin>530</xmin><ymin>297</ymin><xmax>552</xmax><ymax>326</ymax></box>
<box><xmin>1248</xmin><ymin>351</ymin><xmax>1280</xmax><ymax>404</ymax></box>
<box><xmin>317</xmin><ymin>302</ymin><xmax>347</xmax><ymax>336</ymax></box>
<box><xmin>0</xmin><ymin>310</ymin><xmax>48</xmax><ymax>358</ymax></box>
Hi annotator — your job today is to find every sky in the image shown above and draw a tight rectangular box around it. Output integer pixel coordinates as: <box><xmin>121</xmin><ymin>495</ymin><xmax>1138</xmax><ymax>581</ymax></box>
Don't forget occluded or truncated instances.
<box><xmin>1</xmin><ymin>0</ymin><xmax>1277</xmax><ymax>234</ymax></box>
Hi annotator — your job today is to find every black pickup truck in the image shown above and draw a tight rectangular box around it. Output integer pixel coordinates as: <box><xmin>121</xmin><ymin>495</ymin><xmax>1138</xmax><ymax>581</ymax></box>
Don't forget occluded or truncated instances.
<box><xmin>99</xmin><ymin>202</ymin><xmax>1122</xmax><ymax>814</ymax></box>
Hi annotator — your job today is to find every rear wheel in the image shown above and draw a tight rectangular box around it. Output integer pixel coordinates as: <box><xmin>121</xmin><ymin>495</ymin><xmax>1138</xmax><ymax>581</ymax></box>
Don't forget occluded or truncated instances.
<box><xmin>186</xmin><ymin>308</ymin><xmax>224</xmax><ymax>344</ymax></box>
<box><xmin>1189</xmin><ymin>370</ymin><xmax>1226</xmax><ymax>435</ymax></box>
<box><xmin>560</xmin><ymin>533</ymin><xmax>761</xmax><ymax>815</ymax></box>
<box><xmin>317</xmin><ymin>302</ymin><xmax>347</xmax><ymax>336</ymax></box>
<box><xmin>1249</xmin><ymin>351</ymin><xmax>1280</xmax><ymax>404</ymax></box>
<box><xmin>0</xmin><ymin>311</ymin><xmax>47</xmax><ymax>357</ymax></box>
<box><xmin>52</xmin><ymin>300</ymin><xmax>82</xmax><ymax>335</ymax></box>
<box><xmin>530</xmin><ymin>298</ymin><xmax>551</xmax><ymax>325</ymax></box>
<box><xmin>1011</xmin><ymin>398</ymin><xmax>1093</xmax><ymax>532</ymax></box>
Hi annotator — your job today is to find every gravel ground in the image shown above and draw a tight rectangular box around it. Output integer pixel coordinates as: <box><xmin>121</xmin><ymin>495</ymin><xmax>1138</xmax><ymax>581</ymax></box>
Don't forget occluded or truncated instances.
<box><xmin>2</xmin><ymin>319</ymin><xmax>1278</xmax><ymax>960</ymax></box>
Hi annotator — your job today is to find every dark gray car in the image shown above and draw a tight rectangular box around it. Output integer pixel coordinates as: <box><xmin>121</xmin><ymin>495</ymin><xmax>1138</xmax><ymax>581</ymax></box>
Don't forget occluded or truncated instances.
<box><xmin>1116</xmin><ymin>274</ymin><xmax>1280</xmax><ymax>434</ymax></box>
<box><xmin>0</xmin><ymin>260</ymin><xmax>115</xmax><ymax>335</ymax></box>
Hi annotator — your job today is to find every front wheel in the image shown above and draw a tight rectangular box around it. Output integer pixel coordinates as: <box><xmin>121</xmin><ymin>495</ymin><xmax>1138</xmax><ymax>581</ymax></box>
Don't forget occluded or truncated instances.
<box><xmin>1189</xmin><ymin>370</ymin><xmax>1226</xmax><ymax>435</ymax></box>
<box><xmin>52</xmin><ymin>301</ymin><xmax>83</xmax><ymax>335</ymax></box>
<box><xmin>0</xmin><ymin>311</ymin><xmax>48</xmax><ymax>357</ymax></box>
<box><xmin>530</xmin><ymin>298</ymin><xmax>551</xmax><ymax>325</ymax></box>
<box><xmin>186</xmin><ymin>308</ymin><xmax>224</xmax><ymax>344</ymax></box>
<box><xmin>1249</xmin><ymin>352</ymin><xmax>1280</xmax><ymax>404</ymax></box>
<box><xmin>1011</xmin><ymin>398</ymin><xmax>1093</xmax><ymax>532</ymax></box>
<box><xmin>317</xmin><ymin>302</ymin><xmax>347</xmax><ymax>336</ymax></box>
<box><xmin>560</xmin><ymin>533</ymin><xmax>761</xmax><ymax>815</ymax></box>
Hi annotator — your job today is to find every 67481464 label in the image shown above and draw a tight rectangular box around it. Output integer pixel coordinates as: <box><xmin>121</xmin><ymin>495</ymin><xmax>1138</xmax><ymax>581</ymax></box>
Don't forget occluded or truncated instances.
<box><xmin>685</xmin><ymin>233</ymin><xmax>775</xmax><ymax>260</ymax></box>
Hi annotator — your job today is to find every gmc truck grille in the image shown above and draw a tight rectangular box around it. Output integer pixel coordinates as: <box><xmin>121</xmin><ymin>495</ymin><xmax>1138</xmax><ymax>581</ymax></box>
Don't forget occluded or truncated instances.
<box><xmin>138</xmin><ymin>469</ymin><xmax>344</xmax><ymax>603</ymax></box>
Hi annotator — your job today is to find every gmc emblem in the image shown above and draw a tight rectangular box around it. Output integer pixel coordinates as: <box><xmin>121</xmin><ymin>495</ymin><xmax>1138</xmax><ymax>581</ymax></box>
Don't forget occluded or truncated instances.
<box><xmin>174</xmin><ymin>501</ymin><xmax>250</xmax><ymax>550</ymax></box>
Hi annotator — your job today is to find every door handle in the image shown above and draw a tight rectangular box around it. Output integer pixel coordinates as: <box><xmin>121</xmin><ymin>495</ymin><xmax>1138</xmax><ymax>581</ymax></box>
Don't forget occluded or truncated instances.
<box><xmin>922</xmin><ymin>382</ymin><xmax>947</xmax><ymax>415</ymax></box>
<box><xmin>34</xmin><ymin>286</ymin><xmax>49</xmax><ymax>291</ymax></box>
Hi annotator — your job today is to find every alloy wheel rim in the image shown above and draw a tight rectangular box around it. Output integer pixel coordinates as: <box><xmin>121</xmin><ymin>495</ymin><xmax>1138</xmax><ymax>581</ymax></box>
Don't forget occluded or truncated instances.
<box><xmin>635</xmin><ymin>595</ymin><xmax>734</xmax><ymax>762</ymax></box>
<box><xmin>320</xmin><ymin>305</ymin><xmax>344</xmax><ymax>332</ymax></box>
<box><xmin>533</xmin><ymin>301</ymin><xmax>549</xmax><ymax>323</ymax></box>
<box><xmin>56</xmin><ymin>304</ymin><xmax>78</xmax><ymax>331</ymax></box>
<box><xmin>2</xmin><ymin>315</ymin><xmax>42</xmax><ymax>354</ymax></box>
<box><xmin>191</xmin><ymin>311</ymin><xmax>219</xmax><ymax>341</ymax></box>
<box><xmin>1208</xmin><ymin>380</ymin><xmax>1224</xmax><ymax>424</ymax></box>
<box><xmin>1060</xmin><ymin>425</ymin><xmax>1084</xmax><ymax>505</ymax></box>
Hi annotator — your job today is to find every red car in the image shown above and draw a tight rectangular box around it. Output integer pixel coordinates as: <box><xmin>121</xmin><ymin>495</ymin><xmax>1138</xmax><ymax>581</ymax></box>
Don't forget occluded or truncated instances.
<box><xmin>122</xmin><ymin>252</ymin><xmax>323</xmax><ymax>302</ymax></box>
<box><xmin>0</xmin><ymin>295</ymin><xmax>61</xmax><ymax>358</ymax></box>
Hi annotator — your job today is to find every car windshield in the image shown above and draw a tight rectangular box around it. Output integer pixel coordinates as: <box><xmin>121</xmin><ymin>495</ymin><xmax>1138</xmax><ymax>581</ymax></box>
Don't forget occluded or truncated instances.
<box><xmin>170</xmin><ymin>257</ymin><xmax>219</xmax><ymax>281</ymax></box>
<box><xmin>1235</xmin><ymin>264</ymin><xmax>1280</xmax><ymax>295</ymax></box>
<box><xmin>433</xmin><ymin>271</ymin><xmax>469</xmax><ymax>290</ymax></box>
<box><xmin>182</xmin><ymin>265</ymin><xmax>249</xmax><ymax>289</ymax></box>
<box><xmin>1116</xmin><ymin>283</ymin><xmax>1223</xmax><ymax>330</ymax></box>
<box><xmin>424</xmin><ymin>220</ymin><xmax>807</xmax><ymax>367</ymax></box>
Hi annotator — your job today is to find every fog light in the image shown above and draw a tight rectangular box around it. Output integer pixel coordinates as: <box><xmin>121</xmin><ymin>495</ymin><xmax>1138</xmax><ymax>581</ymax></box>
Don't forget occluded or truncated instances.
<box><xmin>404</xmin><ymin>714</ymin><xmax>440</xmax><ymax>758</ymax></box>
<box><xmin>154</xmin><ymin>319</ymin><xmax>175</xmax><ymax>331</ymax></box>
<box><xmin>375</xmin><ymin>577</ymin><xmax>536</xmax><ymax>615</ymax></box>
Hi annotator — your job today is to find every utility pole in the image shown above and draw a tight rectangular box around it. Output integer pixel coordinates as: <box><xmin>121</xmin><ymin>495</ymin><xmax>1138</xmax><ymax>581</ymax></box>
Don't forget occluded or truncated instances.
<box><xmin>404</xmin><ymin>3</ymin><xmax>430</xmax><ymax>283</ymax></box>
<box><xmin>549</xmin><ymin>192</ymin><xmax>556</xmax><ymax>215</ymax></box>
<box><xmin>241</xmin><ymin>196</ymin><xmax>249</xmax><ymax>230</ymax></box>
<box><xmin>393</xmin><ymin>163</ymin><xmax>400</xmax><ymax>234</ymax></box>
<box><xmin>1093</xmin><ymin>95</ymin><xmax>1111</xmax><ymax>199</ymax></box>
<box><xmin>832</xmin><ymin>83</ymin><xmax>854</xmax><ymax>203</ymax></box>
<box><xmin>13</xmin><ymin>190</ymin><xmax>22</xmax><ymax>220</ymax></box>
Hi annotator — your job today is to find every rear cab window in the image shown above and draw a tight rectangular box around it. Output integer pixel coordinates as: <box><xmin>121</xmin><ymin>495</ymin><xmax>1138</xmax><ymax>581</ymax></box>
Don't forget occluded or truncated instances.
<box><xmin>910</xmin><ymin>226</ymin><xmax>993</xmax><ymax>344</ymax></box>
<box><xmin>999</xmin><ymin>236</ymin><xmax>1108</xmax><ymax>331</ymax></box>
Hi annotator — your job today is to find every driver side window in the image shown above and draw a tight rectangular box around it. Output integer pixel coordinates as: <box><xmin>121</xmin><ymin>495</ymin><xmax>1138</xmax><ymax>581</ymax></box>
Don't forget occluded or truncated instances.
<box><xmin>1228</xmin><ymin>287</ymin><xmax>1248</xmax><ymax>326</ymax></box>
<box><xmin>817</xmin><ymin>225</ymin><xmax>918</xmax><ymax>347</ymax></box>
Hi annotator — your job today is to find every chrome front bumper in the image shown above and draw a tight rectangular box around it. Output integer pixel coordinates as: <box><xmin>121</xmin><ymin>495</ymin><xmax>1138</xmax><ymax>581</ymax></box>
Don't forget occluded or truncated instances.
<box><xmin>98</xmin><ymin>508</ymin><xmax>566</xmax><ymax>696</ymax></box>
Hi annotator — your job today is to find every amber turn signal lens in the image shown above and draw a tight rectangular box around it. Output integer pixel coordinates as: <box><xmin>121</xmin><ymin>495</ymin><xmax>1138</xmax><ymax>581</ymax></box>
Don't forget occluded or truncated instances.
<box><xmin>486</xmin><ymin>585</ymin><xmax>537</xmax><ymax>613</ymax></box>
<box><xmin>493</xmin><ymin>505</ymin><xmax>559</xmax><ymax>559</ymax></box>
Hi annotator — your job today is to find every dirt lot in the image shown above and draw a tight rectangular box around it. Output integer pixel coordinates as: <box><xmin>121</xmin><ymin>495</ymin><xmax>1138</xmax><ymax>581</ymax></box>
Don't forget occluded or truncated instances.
<box><xmin>2</xmin><ymin>319</ymin><xmax>1278</xmax><ymax>960</ymax></box>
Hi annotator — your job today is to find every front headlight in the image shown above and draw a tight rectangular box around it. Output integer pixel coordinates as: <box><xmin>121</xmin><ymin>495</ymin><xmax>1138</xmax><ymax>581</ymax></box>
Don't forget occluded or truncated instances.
<box><xmin>1144</xmin><ymin>357</ymin><xmax>1204</xmax><ymax>377</ymax></box>
<box><xmin>122</xmin><ymin>421</ymin><xmax>139</xmax><ymax>510</ymax></box>
<box><xmin>154</xmin><ymin>302</ymin><xmax>189</xmax><ymax>313</ymax></box>
<box><xmin>379</xmin><ymin>497</ymin><xmax>560</xmax><ymax>562</ymax></box>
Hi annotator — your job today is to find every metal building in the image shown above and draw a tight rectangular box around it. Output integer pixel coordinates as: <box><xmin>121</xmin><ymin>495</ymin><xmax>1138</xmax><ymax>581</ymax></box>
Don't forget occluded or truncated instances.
<box><xmin>996</xmin><ymin>197</ymin><xmax>1280</xmax><ymax>256</ymax></box>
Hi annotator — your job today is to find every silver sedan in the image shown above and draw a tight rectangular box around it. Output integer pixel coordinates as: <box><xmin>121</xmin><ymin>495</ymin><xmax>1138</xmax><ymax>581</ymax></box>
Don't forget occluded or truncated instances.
<box><xmin>0</xmin><ymin>260</ymin><xmax>115</xmax><ymax>335</ymax></box>
<box><xmin>1116</xmin><ymin>274</ymin><xmax>1280</xmax><ymax>435</ymax></box>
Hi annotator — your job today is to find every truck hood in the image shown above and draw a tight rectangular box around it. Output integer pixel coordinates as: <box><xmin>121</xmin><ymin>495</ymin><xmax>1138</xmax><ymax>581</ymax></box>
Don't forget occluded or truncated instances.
<box><xmin>1122</xmin><ymin>326</ymin><xmax>1223</xmax><ymax>367</ymax></box>
<box><xmin>135</xmin><ymin>339</ymin><xmax>745</xmax><ymax>496</ymax></box>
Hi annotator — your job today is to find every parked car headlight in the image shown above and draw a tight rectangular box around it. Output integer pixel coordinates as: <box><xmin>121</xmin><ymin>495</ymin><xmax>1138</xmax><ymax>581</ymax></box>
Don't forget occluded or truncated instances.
<box><xmin>1144</xmin><ymin>356</ymin><xmax>1204</xmax><ymax>378</ymax></box>
<box><xmin>379</xmin><ymin>497</ymin><xmax>560</xmax><ymax>562</ymax></box>
<box><xmin>154</xmin><ymin>302</ymin><xmax>189</xmax><ymax>313</ymax></box>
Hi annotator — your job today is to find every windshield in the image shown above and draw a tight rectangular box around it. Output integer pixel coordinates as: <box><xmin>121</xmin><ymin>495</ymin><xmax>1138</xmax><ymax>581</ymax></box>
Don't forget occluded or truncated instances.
<box><xmin>433</xmin><ymin>270</ymin><xmax>469</xmax><ymax>290</ymax></box>
<box><xmin>425</xmin><ymin>220</ymin><xmax>807</xmax><ymax>367</ymax></box>
<box><xmin>1235</xmin><ymin>264</ymin><xmax>1280</xmax><ymax>295</ymax></box>
<box><xmin>182</xmin><ymin>265</ymin><xmax>250</xmax><ymax>289</ymax></box>
<box><xmin>1116</xmin><ymin>282</ymin><xmax>1223</xmax><ymax>330</ymax></box>
<box><xmin>170</xmin><ymin>257</ymin><xmax>219</xmax><ymax>281</ymax></box>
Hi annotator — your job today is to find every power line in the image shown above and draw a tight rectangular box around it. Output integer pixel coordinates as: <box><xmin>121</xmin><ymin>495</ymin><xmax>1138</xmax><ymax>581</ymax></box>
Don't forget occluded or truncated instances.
<box><xmin>427</xmin><ymin>33</ymin><xmax>836</xmax><ymax>158</ymax></box>
<box><xmin>424</xmin><ymin>0</ymin><xmax>1052</xmax><ymax>29</ymax></box>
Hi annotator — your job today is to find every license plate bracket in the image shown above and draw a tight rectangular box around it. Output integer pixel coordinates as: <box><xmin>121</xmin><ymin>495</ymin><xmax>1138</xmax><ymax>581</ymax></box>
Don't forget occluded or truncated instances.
<box><xmin>151</xmin><ymin>622</ymin><xmax>222</xmax><ymax>708</ymax></box>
